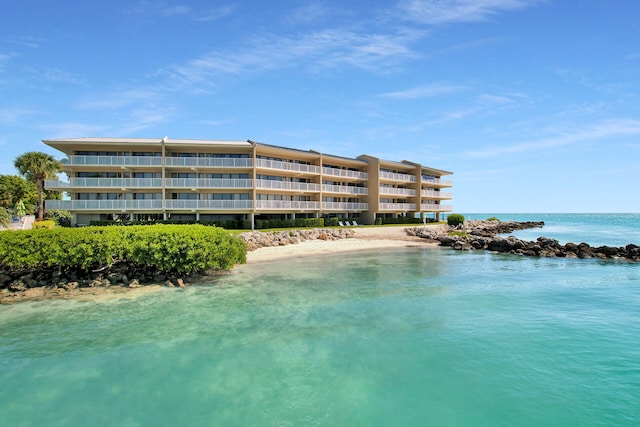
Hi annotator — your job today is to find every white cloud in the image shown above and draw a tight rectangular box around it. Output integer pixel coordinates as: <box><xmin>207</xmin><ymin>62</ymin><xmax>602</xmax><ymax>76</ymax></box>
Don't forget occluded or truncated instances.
<box><xmin>127</xmin><ymin>1</ymin><xmax>235</xmax><ymax>22</ymax></box>
<box><xmin>76</xmin><ymin>89</ymin><xmax>160</xmax><ymax>110</ymax></box>
<box><xmin>400</xmin><ymin>0</ymin><xmax>537</xmax><ymax>25</ymax></box>
<box><xmin>379</xmin><ymin>83</ymin><xmax>464</xmax><ymax>99</ymax></box>
<box><xmin>465</xmin><ymin>118</ymin><xmax>640</xmax><ymax>158</ymax></box>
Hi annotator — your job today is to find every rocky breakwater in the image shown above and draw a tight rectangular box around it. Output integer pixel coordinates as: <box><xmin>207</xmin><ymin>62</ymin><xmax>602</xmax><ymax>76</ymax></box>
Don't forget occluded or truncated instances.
<box><xmin>406</xmin><ymin>220</ymin><xmax>640</xmax><ymax>261</ymax></box>
<box><xmin>0</xmin><ymin>261</ymin><xmax>189</xmax><ymax>304</ymax></box>
<box><xmin>239</xmin><ymin>227</ymin><xmax>355</xmax><ymax>250</ymax></box>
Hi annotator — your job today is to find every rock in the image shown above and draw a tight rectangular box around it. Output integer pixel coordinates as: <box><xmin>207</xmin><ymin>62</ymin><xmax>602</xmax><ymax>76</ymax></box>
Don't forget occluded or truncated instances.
<box><xmin>165</xmin><ymin>280</ymin><xmax>175</xmax><ymax>287</ymax></box>
<box><xmin>23</xmin><ymin>287</ymin><xmax>45</xmax><ymax>298</ymax></box>
<box><xmin>65</xmin><ymin>281</ymin><xmax>79</xmax><ymax>290</ymax></box>
<box><xmin>128</xmin><ymin>279</ymin><xmax>140</xmax><ymax>288</ymax></box>
<box><xmin>177</xmin><ymin>278</ymin><xmax>186</xmax><ymax>288</ymax></box>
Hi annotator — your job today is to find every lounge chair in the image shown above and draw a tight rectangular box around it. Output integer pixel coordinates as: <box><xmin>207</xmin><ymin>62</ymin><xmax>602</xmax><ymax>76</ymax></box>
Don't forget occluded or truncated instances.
<box><xmin>351</xmin><ymin>220</ymin><xmax>360</xmax><ymax>226</ymax></box>
<box><xmin>338</xmin><ymin>221</ymin><xmax>345</xmax><ymax>227</ymax></box>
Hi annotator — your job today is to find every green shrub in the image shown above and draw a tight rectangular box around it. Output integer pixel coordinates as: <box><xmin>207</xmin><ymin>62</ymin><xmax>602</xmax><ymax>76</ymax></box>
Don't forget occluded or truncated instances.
<box><xmin>448</xmin><ymin>231</ymin><xmax>469</xmax><ymax>238</ymax></box>
<box><xmin>375</xmin><ymin>218</ymin><xmax>383</xmax><ymax>225</ymax></box>
<box><xmin>486</xmin><ymin>217</ymin><xmax>500</xmax><ymax>222</ymax></box>
<box><xmin>447</xmin><ymin>214</ymin><xmax>465</xmax><ymax>227</ymax></box>
<box><xmin>0</xmin><ymin>224</ymin><xmax>246</xmax><ymax>275</ymax></box>
<box><xmin>33</xmin><ymin>220</ymin><xmax>55</xmax><ymax>229</ymax></box>
<box><xmin>254</xmin><ymin>218</ymin><xmax>323</xmax><ymax>229</ymax></box>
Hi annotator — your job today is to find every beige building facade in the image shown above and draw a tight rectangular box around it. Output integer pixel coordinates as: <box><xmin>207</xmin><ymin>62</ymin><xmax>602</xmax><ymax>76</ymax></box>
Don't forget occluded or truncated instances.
<box><xmin>44</xmin><ymin>137</ymin><xmax>452</xmax><ymax>227</ymax></box>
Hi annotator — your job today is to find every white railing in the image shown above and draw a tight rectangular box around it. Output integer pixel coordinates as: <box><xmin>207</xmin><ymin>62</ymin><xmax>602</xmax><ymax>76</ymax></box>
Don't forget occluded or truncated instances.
<box><xmin>379</xmin><ymin>203</ymin><xmax>417</xmax><ymax>211</ymax></box>
<box><xmin>421</xmin><ymin>204</ymin><xmax>453</xmax><ymax>212</ymax></box>
<box><xmin>63</xmin><ymin>156</ymin><xmax>162</xmax><ymax>167</ymax></box>
<box><xmin>380</xmin><ymin>171</ymin><xmax>416</xmax><ymax>183</ymax></box>
<box><xmin>422</xmin><ymin>177</ymin><xmax>453</xmax><ymax>187</ymax></box>
<box><xmin>165</xmin><ymin>200</ymin><xmax>253</xmax><ymax>210</ymax></box>
<box><xmin>46</xmin><ymin>178</ymin><xmax>163</xmax><ymax>189</ymax></box>
<box><xmin>379</xmin><ymin>187</ymin><xmax>416</xmax><ymax>196</ymax></box>
<box><xmin>322</xmin><ymin>184</ymin><xmax>368</xmax><ymax>195</ymax></box>
<box><xmin>321</xmin><ymin>167</ymin><xmax>368</xmax><ymax>180</ymax></box>
<box><xmin>256</xmin><ymin>201</ymin><xmax>320</xmax><ymax>210</ymax></box>
<box><xmin>256</xmin><ymin>180</ymin><xmax>320</xmax><ymax>192</ymax></box>
<box><xmin>322</xmin><ymin>202</ymin><xmax>368</xmax><ymax>211</ymax></box>
<box><xmin>165</xmin><ymin>178</ymin><xmax>253</xmax><ymax>189</ymax></box>
<box><xmin>421</xmin><ymin>190</ymin><xmax>452</xmax><ymax>199</ymax></box>
<box><xmin>164</xmin><ymin>157</ymin><xmax>253</xmax><ymax>168</ymax></box>
<box><xmin>45</xmin><ymin>200</ymin><xmax>164</xmax><ymax>210</ymax></box>
<box><xmin>255</xmin><ymin>159</ymin><xmax>320</xmax><ymax>174</ymax></box>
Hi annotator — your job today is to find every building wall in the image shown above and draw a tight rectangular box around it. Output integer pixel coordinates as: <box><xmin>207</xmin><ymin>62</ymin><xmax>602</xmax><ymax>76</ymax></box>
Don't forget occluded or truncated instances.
<box><xmin>43</xmin><ymin>138</ymin><xmax>452</xmax><ymax>226</ymax></box>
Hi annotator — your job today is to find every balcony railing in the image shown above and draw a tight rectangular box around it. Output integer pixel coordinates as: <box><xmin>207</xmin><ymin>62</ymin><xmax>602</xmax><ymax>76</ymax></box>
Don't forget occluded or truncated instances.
<box><xmin>422</xmin><ymin>178</ymin><xmax>453</xmax><ymax>187</ymax></box>
<box><xmin>164</xmin><ymin>158</ymin><xmax>253</xmax><ymax>168</ymax></box>
<box><xmin>322</xmin><ymin>202</ymin><xmax>368</xmax><ymax>211</ymax></box>
<box><xmin>46</xmin><ymin>178</ymin><xmax>163</xmax><ymax>189</ymax></box>
<box><xmin>45</xmin><ymin>200</ymin><xmax>164</xmax><ymax>210</ymax></box>
<box><xmin>255</xmin><ymin>159</ymin><xmax>320</xmax><ymax>174</ymax></box>
<box><xmin>421</xmin><ymin>204</ymin><xmax>453</xmax><ymax>212</ymax></box>
<box><xmin>321</xmin><ymin>167</ymin><xmax>368</xmax><ymax>180</ymax></box>
<box><xmin>321</xmin><ymin>184</ymin><xmax>368</xmax><ymax>195</ymax></box>
<box><xmin>421</xmin><ymin>190</ymin><xmax>453</xmax><ymax>199</ymax></box>
<box><xmin>380</xmin><ymin>171</ymin><xmax>417</xmax><ymax>183</ymax></box>
<box><xmin>256</xmin><ymin>180</ymin><xmax>320</xmax><ymax>192</ymax></box>
<box><xmin>165</xmin><ymin>200</ymin><xmax>253</xmax><ymax>210</ymax></box>
<box><xmin>379</xmin><ymin>203</ymin><xmax>417</xmax><ymax>211</ymax></box>
<box><xmin>379</xmin><ymin>187</ymin><xmax>416</xmax><ymax>197</ymax></box>
<box><xmin>255</xmin><ymin>201</ymin><xmax>320</xmax><ymax>210</ymax></box>
<box><xmin>165</xmin><ymin>178</ymin><xmax>253</xmax><ymax>189</ymax></box>
<box><xmin>62</xmin><ymin>156</ymin><xmax>162</xmax><ymax>167</ymax></box>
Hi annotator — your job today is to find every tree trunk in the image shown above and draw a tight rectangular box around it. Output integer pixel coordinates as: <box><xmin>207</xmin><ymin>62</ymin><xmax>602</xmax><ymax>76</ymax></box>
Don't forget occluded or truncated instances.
<box><xmin>36</xmin><ymin>179</ymin><xmax>44</xmax><ymax>221</ymax></box>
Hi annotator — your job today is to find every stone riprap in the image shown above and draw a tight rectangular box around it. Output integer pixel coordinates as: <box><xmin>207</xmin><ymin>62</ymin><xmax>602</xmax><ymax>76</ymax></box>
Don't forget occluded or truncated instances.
<box><xmin>406</xmin><ymin>220</ymin><xmax>640</xmax><ymax>261</ymax></box>
<box><xmin>238</xmin><ymin>228</ymin><xmax>355</xmax><ymax>251</ymax></box>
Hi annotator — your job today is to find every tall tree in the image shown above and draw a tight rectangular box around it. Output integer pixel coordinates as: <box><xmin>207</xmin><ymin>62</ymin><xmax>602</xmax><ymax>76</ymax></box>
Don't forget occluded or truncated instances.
<box><xmin>0</xmin><ymin>174</ymin><xmax>37</xmax><ymax>213</ymax></box>
<box><xmin>0</xmin><ymin>207</ymin><xmax>10</xmax><ymax>228</ymax></box>
<box><xmin>14</xmin><ymin>152</ymin><xmax>61</xmax><ymax>221</ymax></box>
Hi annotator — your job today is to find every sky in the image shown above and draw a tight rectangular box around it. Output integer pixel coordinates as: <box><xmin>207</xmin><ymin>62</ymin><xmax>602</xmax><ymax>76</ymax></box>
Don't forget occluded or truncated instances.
<box><xmin>1</xmin><ymin>0</ymin><xmax>639</xmax><ymax>213</ymax></box>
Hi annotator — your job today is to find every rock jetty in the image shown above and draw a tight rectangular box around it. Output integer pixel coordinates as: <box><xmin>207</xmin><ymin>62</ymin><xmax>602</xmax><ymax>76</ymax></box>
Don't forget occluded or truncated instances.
<box><xmin>238</xmin><ymin>227</ymin><xmax>355</xmax><ymax>250</ymax></box>
<box><xmin>406</xmin><ymin>220</ymin><xmax>640</xmax><ymax>261</ymax></box>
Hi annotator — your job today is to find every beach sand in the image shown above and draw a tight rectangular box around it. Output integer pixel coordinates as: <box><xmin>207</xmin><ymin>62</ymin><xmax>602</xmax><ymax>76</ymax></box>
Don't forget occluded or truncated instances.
<box><xmin>246</xmin><ymin>225</ymin><xmax>441</xmax><ymax>263</ymax></box>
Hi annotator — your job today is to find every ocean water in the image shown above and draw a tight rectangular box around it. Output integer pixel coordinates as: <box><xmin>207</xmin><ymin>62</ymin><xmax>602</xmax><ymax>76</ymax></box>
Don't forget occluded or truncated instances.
<box><xmin>1</xmin><ymin>215</ymin><xmax>639</xmax><ymax>426</ymax></box>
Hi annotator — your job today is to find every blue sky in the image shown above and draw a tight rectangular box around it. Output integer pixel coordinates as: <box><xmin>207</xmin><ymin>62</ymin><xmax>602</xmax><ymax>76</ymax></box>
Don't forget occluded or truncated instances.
<box><xmin>2</xmin><ymin>0</ymin><xmax>639</xmax><ymax>213</ymax></box>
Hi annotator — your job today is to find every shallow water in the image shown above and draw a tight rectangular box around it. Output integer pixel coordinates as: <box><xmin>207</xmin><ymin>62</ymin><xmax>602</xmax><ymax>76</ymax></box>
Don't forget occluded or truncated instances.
<box><xmin>1</xmin><ymin>247</ymin><xmax>639</xmax><ymax>426</ymax></box>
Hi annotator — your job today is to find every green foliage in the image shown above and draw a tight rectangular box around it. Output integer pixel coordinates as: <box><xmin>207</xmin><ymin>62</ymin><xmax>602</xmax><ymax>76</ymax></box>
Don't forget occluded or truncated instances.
<box><xmin>0</xmin><ymin>207</ymin><xmax>11</xmax><ymax>228</ymax></box>
<box><xmin>379</xmin><ymin>217</ymin><xmax>426</xmax><ymax>225</ymax></box>
<box><xmin>375</xmin><ymin>218</ymin><xmax>383</xmax><ymax>225</ymax></box>
<box><xmin>486</xmin><ymin>217</ymin><xmax>500</xmax><ymax>222</ymax></box>
<box><xmin>448</xmin><ymin>230</ymin><xmax>470</xmax><ymax>238</ymax></box>
<box><xmin>0</xmin><ymin>175</ymin><xmax>37</xmax><ymax>214</ymax></box>
<box><xmin>33</xmin><ymin>220</ymin><xmax>55</xmax><ymax>229</ymax></box>
<box><xmin>447</xmin><ymin>214</ymin><xmax>465</xmax><ymax>227</ymax></box>
<box><xmin>0</xmin><ymin>224</ymin><xmax>246</xmax><ymax>275</ymax></box>
<box><xmin>45</xmin><ymin>210</ymin><xmax>72</xmax><ymax>227</ymax></box>
<box><xmin>90</xmin><ymin>219</ymin><xmax>247</xmax><ymax>229</ymax></box>
<box><xmin>254</xmin><ymin>218</ymin><xmax>323</xmax><ymax>229</ymax></box>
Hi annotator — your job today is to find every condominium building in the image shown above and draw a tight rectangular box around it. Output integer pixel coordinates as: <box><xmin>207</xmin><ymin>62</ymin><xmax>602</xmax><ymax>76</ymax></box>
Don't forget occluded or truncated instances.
<box><xmin>43</xmin><ymin>137</ymin><xmax>452</xmax><ymax>227</ymax></box>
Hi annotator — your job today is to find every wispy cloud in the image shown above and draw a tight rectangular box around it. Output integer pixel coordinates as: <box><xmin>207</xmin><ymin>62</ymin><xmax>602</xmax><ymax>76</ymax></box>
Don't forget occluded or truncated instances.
<box><xmin>2</xmin><ymin>37</ymin><xmax>41</xmax><ymax>49</ymax></box>
<box><xmin>126</xmin><ymin>1</ymin><xmax>236</xmax><ymax>22</ymax></box>
<box><xmin>286</xmin><ymin>3</ymin><xmax>333</xmax><ymax>25</ymax></box>
<box><xmin>161</xmin><ymin>28</ymin><xmax>421</xmax><ymax>87</ymax></box>
<box><xmin>76</xmin><ymin>89</ymin><xmax>161</xmax><ymax>110</ymax></box>
<box><xmin>379</xmin><ymin>83</ymin><xmax>465</xmax><ymax>99</ymax></box>
<box><xmin>400</xmin><ymin>0</ymin><xmax>537</xmax><ymax>25</ymax></box>
<box><xmin>465</xmin><ymin>118</ymin><xmax>640</xmax><ymax>158</ymax></box>
<box><xmin>0</xmin><ymin>52</ymin><xmax>17</xmax><ymax>73</ymax></box>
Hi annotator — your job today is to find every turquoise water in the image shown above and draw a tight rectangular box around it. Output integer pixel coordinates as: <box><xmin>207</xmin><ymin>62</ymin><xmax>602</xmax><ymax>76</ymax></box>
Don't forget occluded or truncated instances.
<box><xmin>1</xmin><ymin>215</ymin><xmax>640</xmax><ymax>426</ymax></box>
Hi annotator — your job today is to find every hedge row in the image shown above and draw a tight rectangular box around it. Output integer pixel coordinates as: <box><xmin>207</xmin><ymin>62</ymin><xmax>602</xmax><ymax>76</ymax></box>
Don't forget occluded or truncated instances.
<box><xmin>0</xmin><ymin>224</ymin><xmax>246</xmax><ymax>276</ymax></box>
<box><xmin>254</xmin><ymin>218</ymin><xmax>324</xmax><ymax>229</ymax></box>
<box><xmin>378</xmin><ymin>217</ymin><xmax>436</xmax><ymax>225</ymax></box>
<box><xmin>90</xmin><ymin>219</ymin><xmax>249</xmax><ymax>229</ymax></box>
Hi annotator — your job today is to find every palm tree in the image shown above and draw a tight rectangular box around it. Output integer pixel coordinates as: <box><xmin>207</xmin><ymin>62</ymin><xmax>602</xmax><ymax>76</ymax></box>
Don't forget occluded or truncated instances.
<box><xmin>14</xmin><ymin>152</ymin><xmax>61</xmax><ymax>221</ymax></box>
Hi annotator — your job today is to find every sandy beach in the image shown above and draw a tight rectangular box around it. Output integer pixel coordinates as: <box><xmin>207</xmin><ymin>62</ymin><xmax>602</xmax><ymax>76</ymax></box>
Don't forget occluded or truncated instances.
<box><xmin>246</xmin><ymin>225</ymin><xmax>442</xmax><ymax>263</ymax></box>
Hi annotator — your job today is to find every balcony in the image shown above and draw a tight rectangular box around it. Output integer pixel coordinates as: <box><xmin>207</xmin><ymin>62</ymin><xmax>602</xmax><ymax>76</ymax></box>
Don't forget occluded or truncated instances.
<box><xmin>165</xmin><ymin>178</ymin><xmax>253</xmax><ymax>189</ymax></box>
<box><xmin>165</xmin><ymin>200</ymin><xmax>253</xmax><ymax>210</ymax></box>
<box><xmin>421</xmin><ymin>189</ymin><xmax>453</xmax><ymax>199</ymax></box>
<box><xmin>46</xmin><ymin>178</ymin><xmax>163</xmax><ymax>190</ymax></box>
<box><xmin>164</xmin><ymin>158</ymin><xmax>253</xmax><ymax>168</ymax></box>
<box><xmin>255</xmin><ymin>200</ymin><xmax>320</xmax><ymax>210</ymax></box>
<box><xmin>380</xmin><ymin>171</ymin><xmax>416</xmax><ymax>183</ymax></box>
<box><xmin>45</xmin><ymin>200</ymin><xmax>163</xmax><ymax>211</ymax></box>
<box><xmin>422</xmin><ymin>177</ymin><xmax>453</xmax><ymax>187</ymax></box>
<box><xmin>322</xmin><ymin>184</ymin><xmax>368</xmax><ymax>195</ymax></box>
<box><xmin>379</xmin><ymin>203</ymin><xmax>417</xmax><ymax>211</ymax></box>
<box><xmin>256</xmin><ymin>180</ymin><xmax>320</xmax><ymax>192</ymax></box>
<box><xmin>62</xmin><ymin>156</ymin><xmax>162</xmax><ymax>167</ymax></box>
<box><xmin>421</xmin><ymin>204</ymin><xmax>453</xmax><ymax>212</ymax></box>
<box><xmin>321</xmin><ymin>167</ymin><xmax>368</xmax><ymax>180</ymax></box>
<box><xmin>379</xmin><ymin>187</ymin><xmax>416</xmax><ymax>197</ymax></box>
<box><xmin>255</xmin><ymin>159</ymin><xmax>320</xmax><ymax>174</ymax></box>
<box><xmin>322</xmin><ymin>202</ymin><xmax>368</xmax><ymax>211</ymax></box>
